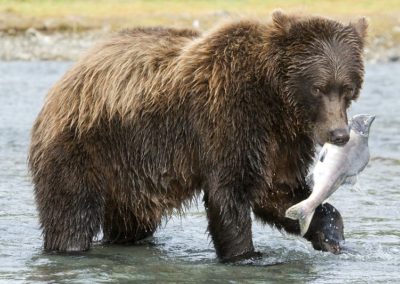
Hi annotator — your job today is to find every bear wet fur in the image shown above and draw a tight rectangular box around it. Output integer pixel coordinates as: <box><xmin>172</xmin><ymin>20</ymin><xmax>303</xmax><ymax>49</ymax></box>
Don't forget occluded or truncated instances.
<box><xmin>29</xmin><ymin>12</ymin><xmax>367</xmax><ymax>261</ymax></box>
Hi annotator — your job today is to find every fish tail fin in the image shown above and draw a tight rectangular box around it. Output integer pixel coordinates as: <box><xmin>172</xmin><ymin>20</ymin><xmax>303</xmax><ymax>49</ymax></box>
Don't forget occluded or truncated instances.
<box><xmin>285</xmin><ymin>201</ymin><xmax>315</xmax><ymax>236</ymax></box>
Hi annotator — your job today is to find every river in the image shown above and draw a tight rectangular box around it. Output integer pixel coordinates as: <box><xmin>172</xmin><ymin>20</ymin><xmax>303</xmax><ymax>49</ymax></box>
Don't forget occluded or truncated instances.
<box><xmin>0</xmin><ymin>61</ymin><xmax>399</xmax><ymax>283</ymax></box>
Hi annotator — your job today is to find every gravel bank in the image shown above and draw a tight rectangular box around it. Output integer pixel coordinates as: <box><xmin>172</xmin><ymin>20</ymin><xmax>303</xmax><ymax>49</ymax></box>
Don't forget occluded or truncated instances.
<box><xmin>1</xmin><ymin>28</ymin><xmax>399</xmax><ymax>63</ymax></box>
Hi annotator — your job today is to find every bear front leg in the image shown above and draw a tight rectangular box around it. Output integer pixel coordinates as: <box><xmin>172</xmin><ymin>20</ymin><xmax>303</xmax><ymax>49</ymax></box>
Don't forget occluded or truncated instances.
<box><xmin>203</xmin><ymin>184</ymin><xmax>258</xmax><ymax>262</ymax></box>
<box><xmin>252</xmin><ymin>183</ymin><xmax>345</xmax><ymax>254</ymax></box>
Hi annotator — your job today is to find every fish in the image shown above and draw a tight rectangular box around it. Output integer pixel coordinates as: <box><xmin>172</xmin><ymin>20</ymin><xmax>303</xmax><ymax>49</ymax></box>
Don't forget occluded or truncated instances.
<box><xmin>285</xmin><ymin>114</ymin><xmax>376</xmax><ymax>236</ymax></box>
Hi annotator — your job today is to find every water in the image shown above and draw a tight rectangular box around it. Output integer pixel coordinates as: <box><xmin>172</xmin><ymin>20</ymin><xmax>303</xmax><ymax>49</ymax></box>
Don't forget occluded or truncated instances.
<box><xmin>0</xmin><ymin>61</ymin><xmax>399</xmax><ymax>283</ymax></box>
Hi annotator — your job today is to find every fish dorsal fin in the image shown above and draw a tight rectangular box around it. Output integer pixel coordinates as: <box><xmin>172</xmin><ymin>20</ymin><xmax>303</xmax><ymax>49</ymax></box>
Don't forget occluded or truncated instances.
<box><xmin>319</xmin><ymin>147</ymin><xmax>328</xmax><ymax>163</ymax></box>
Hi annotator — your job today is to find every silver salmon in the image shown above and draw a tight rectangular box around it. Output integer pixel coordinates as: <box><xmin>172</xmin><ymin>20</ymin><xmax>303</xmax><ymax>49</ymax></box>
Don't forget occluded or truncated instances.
<box><xmin>285</xmin><ymin>114</ymin><xmax>375</xmax><ymax>236</ymax></box>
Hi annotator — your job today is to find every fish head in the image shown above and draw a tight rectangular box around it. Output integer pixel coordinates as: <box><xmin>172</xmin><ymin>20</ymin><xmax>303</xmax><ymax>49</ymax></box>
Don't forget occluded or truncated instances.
<box><xmin>350</xmin><ymin>114</ymin><xmax>376</xmax><ymax>137</ymax></box>
<box><xmin>304</xmin><ymin>203</ymin><xmax>345</xmax><ymax>254</ymax></box>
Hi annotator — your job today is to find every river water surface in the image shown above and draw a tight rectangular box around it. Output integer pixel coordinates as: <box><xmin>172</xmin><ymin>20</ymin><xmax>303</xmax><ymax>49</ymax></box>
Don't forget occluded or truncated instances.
<box><xmin>0</xmin><ymin>62</ymin><xmax>399</xmax><ymax>283</ymax></box>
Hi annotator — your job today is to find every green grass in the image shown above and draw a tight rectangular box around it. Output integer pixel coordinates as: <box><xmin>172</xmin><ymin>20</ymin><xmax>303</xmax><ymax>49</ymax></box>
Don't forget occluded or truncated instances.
<box><xmin>0</xmin><ymin>0</ymin><xmax>399</xmax><ymax>39</ymax></box>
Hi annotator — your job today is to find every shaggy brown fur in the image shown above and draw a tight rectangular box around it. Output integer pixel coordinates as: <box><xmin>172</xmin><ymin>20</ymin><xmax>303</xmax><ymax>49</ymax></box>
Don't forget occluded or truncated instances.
<box><xmin>29</xmin><ymin>12</ymin><xmax>367</xmax><ymax>261</ymax></box>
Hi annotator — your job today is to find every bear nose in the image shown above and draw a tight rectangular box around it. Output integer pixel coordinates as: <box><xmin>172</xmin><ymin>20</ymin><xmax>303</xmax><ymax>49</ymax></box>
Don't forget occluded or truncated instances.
<box><xmin>329</xmin><ymin>128</ymin><xmax>350</xmax><ymax>146</ymax></box>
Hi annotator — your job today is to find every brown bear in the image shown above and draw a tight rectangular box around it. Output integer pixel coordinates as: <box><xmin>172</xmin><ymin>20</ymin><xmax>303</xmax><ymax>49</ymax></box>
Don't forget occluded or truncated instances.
<box><xmin>28</xmin><ymin>11</ymin><xmax>367</xmax><ymax>262</ymax></box>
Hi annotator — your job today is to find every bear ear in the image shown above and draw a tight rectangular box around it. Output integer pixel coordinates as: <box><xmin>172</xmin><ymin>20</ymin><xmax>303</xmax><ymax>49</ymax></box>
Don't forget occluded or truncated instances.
<box><xmin>351</xmin><ymin>17</ymin><xmax>368</xmax><ymax>40</ymax></box>
<box><xmin>272</xmin><ymin>10</ymin><xmax>295</xmax><ymax>33</ymax></box>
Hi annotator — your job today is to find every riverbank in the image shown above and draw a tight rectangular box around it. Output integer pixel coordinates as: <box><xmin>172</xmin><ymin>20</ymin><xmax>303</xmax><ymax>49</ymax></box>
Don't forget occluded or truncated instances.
<box><xmin>0</xmin><ymin>0</ymin><xmax>399</xmax><ymax>62</ymax></box>
<box><xmin>1</xmin><ymin>28</ymin><xmax>399</xmax><ymax>63</ymax></box>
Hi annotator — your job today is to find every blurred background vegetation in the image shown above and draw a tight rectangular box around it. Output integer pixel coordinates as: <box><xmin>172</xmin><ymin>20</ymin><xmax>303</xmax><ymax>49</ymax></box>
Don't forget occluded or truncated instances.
<box><xmin>0</xmin><ymin>0</ymin><xmax>399</xmax><ymax>61</ymax></box>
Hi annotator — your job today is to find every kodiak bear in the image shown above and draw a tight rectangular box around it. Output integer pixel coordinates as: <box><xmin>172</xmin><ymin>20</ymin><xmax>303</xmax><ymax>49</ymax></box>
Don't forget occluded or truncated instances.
<box><xmin>29</xmin><ymin>11</ymin><xmax>367</xmax><ymax>261</ymax></box>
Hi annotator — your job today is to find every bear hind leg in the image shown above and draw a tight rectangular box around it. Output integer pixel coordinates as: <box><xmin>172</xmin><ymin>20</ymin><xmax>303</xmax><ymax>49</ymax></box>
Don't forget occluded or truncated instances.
<box><xmin>36</xmin><ymin>182</ymin><xmax>104</xmax><ymax>252</ymax></box>
<box><xmin>37</xmin><ymin>175</ymin><xmax>105</xmax><ymax>252</ymax></box>
<box><xmin>33</xmin><ymin>142</ymin><xmax>105</xmax><ymax>252</ymax></box>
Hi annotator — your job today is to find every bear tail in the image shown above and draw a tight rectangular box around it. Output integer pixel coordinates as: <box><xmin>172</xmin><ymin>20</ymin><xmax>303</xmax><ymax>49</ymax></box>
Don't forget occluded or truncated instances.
<box><xmin>285</xmin><ymin>200</ymin><xmax>315</xmax><ymax>236</ymax></box>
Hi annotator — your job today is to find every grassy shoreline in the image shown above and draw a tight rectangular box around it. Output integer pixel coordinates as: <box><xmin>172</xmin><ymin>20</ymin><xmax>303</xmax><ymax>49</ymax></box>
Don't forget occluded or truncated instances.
<box><xmin>1</xmin><ymin>1</ymin><xmax>399</xmax><ymax>35</ymax></box>
<box><xmin>0</xmin><ymin>0</ymin><xmax>399</xmax><ymax>61</ymax></box>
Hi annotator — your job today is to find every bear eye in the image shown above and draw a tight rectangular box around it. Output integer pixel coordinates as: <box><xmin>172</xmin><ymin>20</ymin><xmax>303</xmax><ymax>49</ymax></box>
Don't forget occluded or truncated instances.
<box><xmin>311</xmin><ymin>86</ymin><xmax>322</xmax><ymax>97</ymax></box>
<box><xmin>343</xmin><ymin>86</ymin><xmax>356</xmax><ymax>99</ymax></box>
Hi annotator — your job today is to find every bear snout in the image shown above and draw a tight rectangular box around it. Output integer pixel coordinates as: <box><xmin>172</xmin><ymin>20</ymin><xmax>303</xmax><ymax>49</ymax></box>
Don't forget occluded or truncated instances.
<box><xmin>328</xmin><ymin>128</ymin><xmax>350</xmax><ymax>146</ymax></box>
